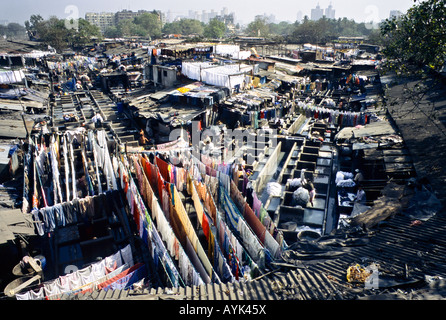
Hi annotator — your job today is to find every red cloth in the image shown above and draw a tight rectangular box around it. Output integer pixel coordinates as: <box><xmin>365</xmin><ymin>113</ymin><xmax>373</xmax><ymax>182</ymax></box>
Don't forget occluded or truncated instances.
<box><xmin>156</xmin><ymin>157</ymin><xmax>170</xmax><ymax>182</ymax></box>
<box><xmin>157</xmin><ymin>171</ymin><xmax>164</xmax><ymax>200</ymax></box>
<box><xmin>97</xmin><ymin>263</ymin><xmax>144</xmax><ymax>290</ymax></box>
<box><xmin>202</xmin><ymin>213</ymin><xmax>210</xmax><ymax>240</ymax></box>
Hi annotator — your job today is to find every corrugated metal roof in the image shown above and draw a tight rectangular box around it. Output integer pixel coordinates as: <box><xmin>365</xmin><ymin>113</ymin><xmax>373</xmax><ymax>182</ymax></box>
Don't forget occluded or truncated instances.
<box><xmin>59</xmin><ymin>268</ymin><xmax>345</xmax><ymax>300</ymax></box>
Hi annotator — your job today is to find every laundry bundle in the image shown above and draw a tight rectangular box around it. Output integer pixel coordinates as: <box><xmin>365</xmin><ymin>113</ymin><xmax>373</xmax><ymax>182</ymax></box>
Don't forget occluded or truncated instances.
<box><xmin>266</xmin><ymin>182</ymin><xmax>282</xmax><ymax>197</ymax></box>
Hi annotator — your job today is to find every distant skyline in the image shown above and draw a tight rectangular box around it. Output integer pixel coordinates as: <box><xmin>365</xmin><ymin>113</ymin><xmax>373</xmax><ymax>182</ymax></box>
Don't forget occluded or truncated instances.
<box><xmin>0</xmin><ymin>0</ymin><xmax>415</xmax><ymax>25</ymax></box>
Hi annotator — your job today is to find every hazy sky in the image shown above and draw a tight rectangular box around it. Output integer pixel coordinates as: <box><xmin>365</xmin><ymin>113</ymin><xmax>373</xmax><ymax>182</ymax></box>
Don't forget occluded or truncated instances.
<box><xmin>0</xmin><ymin>0</ymin><xmax>416</xmax><ymax>25</ymax></box>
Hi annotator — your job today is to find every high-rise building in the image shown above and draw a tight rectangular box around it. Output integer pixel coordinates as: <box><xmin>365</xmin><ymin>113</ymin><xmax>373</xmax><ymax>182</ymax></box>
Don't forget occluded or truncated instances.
<box><xmin>202</xmin><ymin>10</ymin><xmax>209</xmax><ymax>23</ymax></box>
<box><xmin>167</xmin><ymin>10</ymin><xmax>174</xmax><ymax>23</ymax></box>
<box><xmin>296</xmin><ymin>11</ymin><xmax>303</xmax><ymax>23</ymax></box>
<box><xmin>311</xmin><ymin>3</ymin><xmax>324</xmax><ymax>21</ymax></box>
<box><xmin>115</xmin><ymin>9</ymin><xmax>141</xmax><ymax>25</ymax></box>
<box><xmin>85</xmin><ymin>12</ymin><xmax>115</xmax><ymax>33</ymax></box>
<box><xmin>325</xmin><ymin>3</ymin><xmax>335</xmax><ymax>19</ymax></box>
<box><xmin>86</xmin><ymin>9</ymin><xmax>165</xmax><ymax>33</ymax></box>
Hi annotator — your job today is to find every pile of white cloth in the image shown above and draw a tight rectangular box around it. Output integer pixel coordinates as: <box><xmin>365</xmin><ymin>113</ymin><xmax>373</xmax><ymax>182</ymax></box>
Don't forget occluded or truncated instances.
<box><xmin>267</xmin><ymin>182</ymin><xmax>282</xmax><ymax>196</ymax></box>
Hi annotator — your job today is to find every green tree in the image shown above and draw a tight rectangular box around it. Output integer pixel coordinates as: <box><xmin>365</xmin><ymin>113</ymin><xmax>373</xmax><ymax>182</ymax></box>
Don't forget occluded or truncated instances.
<box><xmin>24</xmin><ymin>15</ymin><xmax>102</xmax><ymax>51</ymax></box>
<box><xmin>134</xmin><ymin>12</ymin><xmax>163</xmax><ymax>39</ymax></box>
<box><xmin>246</xmin><ymin>17</ymin><xmax>270</xmax><ymax>37</ymax></box>
<box><xmin>204</xmin><ymin>18</ymin><xmax>226</xmax><ymax>39</ymax></box>
<box><xmin>0</xmin><ymin>23</ymin><xmax>26</xmax><ymax>39</ymax></box>
<box><xmin>67</xmin><ymin>18</ymin><xmax>102</xmax><ymax>48</ymax></box>
<box><xmin>6</xmin><ymin>23</ymin><xmax>26</xmax><ymax>39</ymax></box>
<box><xmin>104</xmin><ymin>26</ymin><xmax>121</xmax><ymax>38</ymax></box>
<box><xmin>117</xmin><ymin>19</ymin><xmax>135</xmax><ymax>37</ymax></box>
<box><xmin>269</xmin><ymin>21</ymin><xmax>294</xmax><ymax>37</ymax></box>
<box><xmin>162</xmin><ymin>19</ymin><xmax>204</xmax><ymax>36</ymax></box>
<box><xmin>291</xmin><ymin>16</ymin><xmax>319</xmax><ymax>43</ymax></box>
<box><xmin>39</xmin><ymin>16</ymin><xmax>69</xmax><ymax>52</ymax></box>
<box><xmin>380</xmin><ymin>0</ymin><xmax>446</xmax><ymax>75</ymax></box>
<box><xmin>25</xmin><ymin>14</ymin><xmax>44</xmax><ymax>40</ymax></box>
<box><xmin>162</xmin><ymin>21</ymin><xmax>182</xmax><ymax>35</ymax></box>
<box><xmin>179</xmin><ymin>19</ymin><xmax>204</xmax><ymax>36</ymax></box>
<box><xmin>367</xmin><ymin>28</ymin><xmax>385</xmax><ymax>46</ymax></box>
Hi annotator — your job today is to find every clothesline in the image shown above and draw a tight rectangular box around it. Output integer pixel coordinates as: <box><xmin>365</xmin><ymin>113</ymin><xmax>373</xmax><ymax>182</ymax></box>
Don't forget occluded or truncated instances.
<box><xmin>296</xmin><ymin>101</ymin><xmax>372</xmax><ymax>127</ymax></box>
<box><xmin>117</xmin><ymin>154</ymin><xmax>189</xmax><ymax>288</ymax></box>
<box><xmin>134</xmin><ymin>155</ymin><xmax>206</xmax><ymax>286</ymax></box>
<box><xmin>150</xmin><ymin>151</ymin><xmax>280</xmax><ymax>264</ymax></box>
<box><xmin>188</xmin><ymin>152</ymin><xmax>287</xmax><ymax>252</ymax></box>
<box><xmin>135</xmin><ymin>152</ymin><xmax>260</xmax><ymax>280</ymax></box>
<box><xmin>15</xmin><ymin>244</ymin><xmax>137</xmax><ymax>300</ymax></box>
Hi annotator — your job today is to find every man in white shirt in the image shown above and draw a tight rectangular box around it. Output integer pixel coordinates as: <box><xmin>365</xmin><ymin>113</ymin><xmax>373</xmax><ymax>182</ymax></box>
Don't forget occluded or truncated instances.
<box><xmin>92</xmin><ymin>112</ymin><xmax>104</xmax><ymax>128</ymax></box>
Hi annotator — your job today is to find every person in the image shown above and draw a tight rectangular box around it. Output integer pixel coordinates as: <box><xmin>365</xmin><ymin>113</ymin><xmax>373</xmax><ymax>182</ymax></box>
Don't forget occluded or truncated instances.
<box><xmin>92</xmin><ymin>112</ymin><xmax>104</xmax><ymax>128</ymax></box>
<box><xmin>300</xmin><ymin>169</ymin><xmax>307</xmax><ymax>186</ymax></box>
<box><xmin>354</xmin><ymin>169</ymin><xmax>364</xmax><ymax>184</ymax></box>
<box><xmin>200</xmin><ymin>136</ymin><xmax>214</xmax><ymax>155</ymax></box>
<box><xmin>354</xmin><ymin>185</ymin><xmax>366</xmax><ymax>205</ymax></box>
<box><xmin>304</xmin><ymin>179</ymin><xmax>315</xmax><ymax>207</ymax></box>
<box><xmin>139</xmin><ymin>129</ymin><xmax>149</xmax><ymax>146</ymax></box>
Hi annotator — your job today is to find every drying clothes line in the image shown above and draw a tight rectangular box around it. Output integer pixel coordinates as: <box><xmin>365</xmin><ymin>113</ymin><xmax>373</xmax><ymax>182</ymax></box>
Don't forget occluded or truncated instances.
<box><xmin>26</xmin><ymin>129</ymin><xmax>119</xmax><ymax>211</ymax></box>
<box><xmin>187</xmin><ymin>153</ymin><xmax>286</xmax><ymax>256</ymax></box>
<box><xmin>134</xmin><ymin>152</ymin><xmax>258</xmax><ymax>282</ymax></box>
<box><xmin>154</xmin><ymin>153</ymin><xmax>270</xmax><ymax>268</ymax></box>
<box><xmin>117</xmin><ymin>156</ymin><xmax>184</xmax><ymax>288</ymax></box>
<box><xmin>0</xmin><ymin>69</ymin><xmax>25</xmax><ymax>84</ymax></box>
<box><xmin>181</xmin><ymin>61</ymin><xmax>254</xmax><ymax>89</ymax></box>
<box><xmin>15</xmin><ymin>244</ymin><xmax>136</xmax><ymax>300</ymax></box>
<box><xmin>187</xmin><ymin>172</ymin><xmax>235</xmax><ymax>283</ymax></box>
<box><xmin>134</xmin><ymin>152</ymin><xmax>260</xmax><ymax>281</ymax></box>
<box><xmin>131</xmin><ymin>154</ymin><xmax>205</xmax><ymax>287</ymax></box>
<box><xmin>296</xmin><ymin>101</ymin><xmax>371</xmax><ymax>128</ymax></box>
<box><xmin>137</xmin><ymin>149</ymin><xmax>284</xmax><ymax>266</ymax></box>
<box><xmin>149</xmin><ymin>155</ymin><xmax>219</xmax><ymax>283</ymax></box>
<box><xmin>219</xmin><ymin>183</ymin><xmax>267</xmax><ymax>268</ymax></box>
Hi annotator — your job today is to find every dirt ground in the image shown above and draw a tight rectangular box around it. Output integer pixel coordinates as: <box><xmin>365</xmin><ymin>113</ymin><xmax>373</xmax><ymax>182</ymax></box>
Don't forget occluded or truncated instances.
<box><xmin>385</xmin><ymin>75</ymin><xmax>446</xmax><ymax>208</ymax></box>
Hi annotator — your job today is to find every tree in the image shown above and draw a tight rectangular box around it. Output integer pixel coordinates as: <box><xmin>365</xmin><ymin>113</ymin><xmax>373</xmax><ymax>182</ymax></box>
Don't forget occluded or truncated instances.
<box><xmin>269</xmin><ymin>21</ymin><xmax>294</xmax><ymax>37</ymax></box>
<box><xmin>162</xmin><ymin>21</ymin><xmax>182</xmax><ymax>35</ymax></box>
<box><xmin>246</xmin><ymin>17</ymin><xmax>270</xmax><ymax>37</ymax></box>
<box><xmin>24</xmin><ymin>15</ymin><xmax>103</xmax><ymax>51</ymax></box>
<box><xmin>25</xmin><ymin>14</ymin><xmax>44</xmax><ymax>40</ymax></box>
<box><xmin>39</xmin><ymin>16</ymin><xmax>69</xmax><ymax>52</ymax></box>
<box><xmin>379</xmin><ymin>0</ymin><xmax>446</xmax><ymax>126</ymax></box>
<box><xmin>104</xmin><ymin>26</ymin><xmax>121</xmax><ymax>38</ymax></box>
<box><xmin>134</xmin><ymin>12</ymin><xmax>163</xmax><ymax>39</ymax></box>
<box><xmin>0</xmin><ymin>23</ymin><xmax>26</xmax><ymax>39</ymax></box>
<box><xmin>162</xmin><ymin>19</ymin><xmax>204</xmax><ymax>36</ymax></box>
<box><xmin>179</xmin><ymin>19</ymin><xmax>204</xmax><ymax>36</ymax></box>
<box><xmin>67</xmin><ymin>19</ymin><xmax>102</xmax><ymax>48</ymax></box>
<box><xmin>204</xmin><ymin>18</ymin><xmax>226</xmax><ymax>39</ymax></box>
<box><xmin>380</xmin><ymin>0</ymin><xmax>446</xmax><ymax>76</ymax></box>
<box><xmin>291</xmin><ymin>16</ymin><xmax>319</xmax><ymax>43</ymax></box>
<box><xmin>117</xmin><ymin>19</ymin><xmax>135</xmax><ymax>37</ymax></box>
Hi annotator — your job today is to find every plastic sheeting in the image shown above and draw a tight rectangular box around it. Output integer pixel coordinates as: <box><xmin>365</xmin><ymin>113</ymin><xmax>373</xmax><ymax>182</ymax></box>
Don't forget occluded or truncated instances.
<box><xmin>181</xmin><ymin>62</ymin><xmax>253</xmax><ymax>89</ymax></box>
<box><xmin>0</xmin><ymin>70</ymin><xmax>25</xmax><ymax>84</ymax></box>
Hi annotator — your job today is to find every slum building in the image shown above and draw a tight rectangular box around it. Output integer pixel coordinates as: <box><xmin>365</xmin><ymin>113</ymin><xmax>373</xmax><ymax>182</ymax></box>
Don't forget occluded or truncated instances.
<box><xmin>0</xmin><ymin>38</ymin><xmax>444</xmax><ymax>301</ymax></box>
